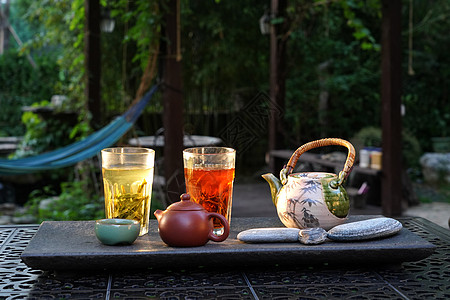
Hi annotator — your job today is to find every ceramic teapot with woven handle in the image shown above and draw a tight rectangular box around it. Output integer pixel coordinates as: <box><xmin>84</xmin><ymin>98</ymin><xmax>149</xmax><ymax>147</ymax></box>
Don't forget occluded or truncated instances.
<box><xmin>262</xmin><ymin>138</ymin><xmax>355</xmax><ymax>230</ymax></box>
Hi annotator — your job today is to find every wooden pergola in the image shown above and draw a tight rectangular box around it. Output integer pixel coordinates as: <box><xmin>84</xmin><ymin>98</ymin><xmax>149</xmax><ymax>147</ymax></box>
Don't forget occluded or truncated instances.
<box><xmin>84</xmin><ymin>0</ymin><xmax>185</xmax><ymax>204</ymax></box>
<box><xmin>268</xmin><ymin>0</ymin><xmax>403</xmax><ymax>216</ymax></box>
<box><xmin>84</xmin><ymin>0</ymin><xmax>404</xmax><ymax>213</ymax></box>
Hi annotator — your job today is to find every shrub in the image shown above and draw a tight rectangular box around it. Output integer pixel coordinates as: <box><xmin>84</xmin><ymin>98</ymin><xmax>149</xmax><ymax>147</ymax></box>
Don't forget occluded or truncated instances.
<box><xmin>25</xmin><ymin>180</ymin><xmax>104</xmax><ymax>222</ymax></box>
<box><xmin>0</xmin><ymin>50</ymin><xmax>59</xmax><ymax>137</ymax></box>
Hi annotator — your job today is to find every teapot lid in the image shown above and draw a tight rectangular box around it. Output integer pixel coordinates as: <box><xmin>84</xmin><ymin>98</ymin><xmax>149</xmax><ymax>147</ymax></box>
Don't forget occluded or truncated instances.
<box><xmin>165</xmin><ymin>193</ymin><xmax>204</xmax><ymax>211</ymax></box>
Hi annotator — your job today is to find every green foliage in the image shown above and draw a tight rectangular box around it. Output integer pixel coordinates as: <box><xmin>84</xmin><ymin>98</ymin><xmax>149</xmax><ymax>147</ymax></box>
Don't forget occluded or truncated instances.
<box><xmin>0</xmin><ymin>50</ymin><xmax>59</xmax><ymax>137</ymax></box>
<box><xmin>417</xmin><ymin>195</ymin><xmax>433</xmax><ymax>204</ymax></box>
<box><xmin>7</xmin><ymin>0</ymin><xmax>450</xmax><ymax>204</ymax></box>
<box><xmin>25</xmin><ymin>0</ymin><xmax>86</xmax><ymax>113</ymax></box>
<box><xmin>402</xmin><ymin>0</ymin><xmax>450</xmax><ymax>150</ymax></box>
<box><xmin>11</xmin><ymin>101</ymin><xmax>81</xmax><ymax>159</ymax></box>
<box><xmin>112</xmin><ymin>0</ymin><xmax>162</xmax><ymax>70</ymax></box>
<box><xmin>285</xmin><ymin>1</ymin><xmax>381</xmax><ymax>144</ymax></box>
<box><xmin>8</xmin><ymin>0</ymin><xmax>45</xmax><ymax>43</ymax></box>
<box><xmin>352</xmin><ymin>126</ymin><xmax>382</xmax><ymax>148</ymax></box>
<box><xmin>25</xmin><ymin>180</ymin><xmax>105</xmax><ymax>223</ymax></box>
<box><xmin>24</xmin><ymin>180</ymin><xmax>165</xmax><ymax>222</ymax></box>
<box><xmin>99</xmin><ymin>0</ymin><xmax>163</xmax><ymax>118</ymax></box>
<box><xmin>283</xmin><ymin>0</ymin><xmax>449</xmax><ymax>159</ymax></box>
<box><xmin>338</xmin><ymin>0</ymin><xmax>381</xmax><ymax>51</ymax></box>
<box><xmin>182</xmin><ymin>0</ymin><xmax>269</xmax><ymax>115</ymax></box>
<box><xmin>9</xmin><ymin>0</ymin><xmax>92</xmax><ymax>161</ymax></box>
<box><xmin>415</xmin><ymin>182</ymin><xmax>450</xmax><ymax>204</ymax></box>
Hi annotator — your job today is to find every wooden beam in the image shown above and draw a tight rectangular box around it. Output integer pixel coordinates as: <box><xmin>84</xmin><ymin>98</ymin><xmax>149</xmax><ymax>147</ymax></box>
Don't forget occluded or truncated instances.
<box><xmin>268</xmin><ymin>0</ymin><xmax>287</xmax><ymax>174</ymax></box>
<box><xmin>163</xmin><ymin>0</ymin><xmax>184</xmax><ymax>203</ymax></box>
<box><xmin>84</xmin><ymin>0</ymin><xmax>102</xmax><ymax>128</ymax></box>
<box><xmin>0</xmin><ymin>0</ymin><xmax>10</xmax><ymax>54</ymax></box>
<box><xmin>381</xmin><ymin>0</ymin><xmax>402</xmax><ymax>216</ymax></box>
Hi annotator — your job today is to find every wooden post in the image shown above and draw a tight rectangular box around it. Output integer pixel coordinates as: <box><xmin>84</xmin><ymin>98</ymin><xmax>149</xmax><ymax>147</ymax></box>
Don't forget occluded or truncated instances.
<box><xmin>0</xmin><ymin>0</ymin><xmax>10</xmax><ymax>54</ymax></box>
<box><xmin>163</xmin><ymin>0</ymin><xmax>184</xmax><ymax>203</ymax></box>
<box><xmin>268</xmin><ymin>0</ymin><xmax>287</xmax><ymax>174</ymax></box>
<box><xmin>381</xmin><ymin>0</ymin><xmax>402</xmax><ymax>216</ymax></box>
<box><xmin>85</xmin><ymin>0</ymin><xmax>102</xmax><ymax>128</ymax></box>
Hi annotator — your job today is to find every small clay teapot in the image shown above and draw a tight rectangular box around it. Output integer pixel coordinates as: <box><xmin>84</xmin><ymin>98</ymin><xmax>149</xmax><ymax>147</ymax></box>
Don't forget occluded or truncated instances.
<box><xmin>154</xmin><ymin>193</ymin><xmax>230</xmax><ymax>247</ymax></box>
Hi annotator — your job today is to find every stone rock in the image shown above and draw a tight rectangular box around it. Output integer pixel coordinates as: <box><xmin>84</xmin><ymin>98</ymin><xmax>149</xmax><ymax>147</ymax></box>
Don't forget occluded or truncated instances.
<box><xmin>420</xmin><ymin>153</ymin><xmax>450</xmax><ymax>185</ymax></box>
<box><xmin>298</xmin><ymin>228</ymin><xmax>328</xmax><ymax>245</ymax></box>
<box><xmin>39</xmin><ymin>196</ymin><xmax>60</xmax><ymax>211</ymax></box>
<box><xmin>12</xmin><ymin>214</ymin><xmax>37</xmax><ymax>224</ymax></box>
<box><xmin>14</xmin><ymin>206</ymin><xmax>28</xmax><ymax>215</ymax></box>
<box><xmin>327</xmin><ymin>217</ymin><xmax>402</xmax><ymax>241</ymax></box>
<box><xmin>0</xmin><ymin>215</ymin><xmax>12</xmax><ymax>225</ymax></box>
<box><xmin>0</xmin><ymin>203</ymin><xmax>17</xmax><ymax>216</ymax></box>
<box><xmin>237</xmin><ymin>228</ymin><xmax>300</xmax><ymax>243</ymax></box>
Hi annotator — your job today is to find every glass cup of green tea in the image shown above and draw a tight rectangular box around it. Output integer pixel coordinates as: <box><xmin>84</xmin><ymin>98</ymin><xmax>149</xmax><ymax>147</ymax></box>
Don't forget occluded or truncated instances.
<box><xmin>183</xmin><ymin>147</ymin><xmax>236</xmax><ymax>236</ymax></box>
<box><xmin>101</xmin><ymin>147</ymin><xmax>155</xmax><ymax>236</ymax></box>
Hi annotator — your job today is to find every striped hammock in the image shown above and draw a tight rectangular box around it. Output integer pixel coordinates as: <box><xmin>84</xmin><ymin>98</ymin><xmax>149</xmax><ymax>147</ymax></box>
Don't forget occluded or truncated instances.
<box><xmin>0</xmin><ymin>85</ymin><xmax>158</xmax><ymax>175</ymax></box>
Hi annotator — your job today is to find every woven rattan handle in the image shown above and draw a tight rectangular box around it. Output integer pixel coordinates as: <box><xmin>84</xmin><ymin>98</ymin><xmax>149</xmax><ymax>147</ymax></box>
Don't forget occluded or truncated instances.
<box><xmin>281</xmin><ymin>138</ymin><xmax>355</xmax><ymax>187</ymax></box>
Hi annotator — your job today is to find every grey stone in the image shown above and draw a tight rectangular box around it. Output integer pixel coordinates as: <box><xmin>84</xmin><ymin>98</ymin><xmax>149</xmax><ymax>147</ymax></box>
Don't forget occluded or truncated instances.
<box><xmin>327</xmin><ymin>217</ymin><xmax>402</xmax><ymax>241</ymax></box>
<box><xmin>12</xmin><ymin>214</ymin><xmax>37</xmax><ymax>224</ymax></box>
<box><xmin>237</xmin><ymin>228</ymin><xmax>300</xmax><ymax>243</ymax></box>
<box><xmin>298</xmin><ymin>228</ymin><xmax>328</xmax><ymax>245</ymax></box>
<box><xmin>39</xmin><ymin>196</ymin><xmax>59</xmax><ymax>211</ymax></box>
<box><xmin>0</xmin><ymin>215</ymin><xmax>12</xmax><ymax>225</ymax></box>
<box><xmin>0</xmin><ymin>203</ymin><xmax>16</xmax><ymax>216</ymax></box>
<box><xmin>420</xmin><ymin>153</ymin><xmax>450</xmax><ymax>184</ymax></box>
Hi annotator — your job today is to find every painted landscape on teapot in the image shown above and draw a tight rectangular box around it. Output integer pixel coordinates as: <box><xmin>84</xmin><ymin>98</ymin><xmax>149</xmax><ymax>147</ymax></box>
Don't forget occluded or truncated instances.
<box><xmin>276</xmin><ymin>172</ymin><xmax>349</xmax><ymax>230</ymax></box>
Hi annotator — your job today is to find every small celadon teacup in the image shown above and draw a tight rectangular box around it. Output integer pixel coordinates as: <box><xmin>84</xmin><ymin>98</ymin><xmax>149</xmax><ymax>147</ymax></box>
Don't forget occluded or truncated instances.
<box><xmin>95</xmin><ymin>219</ymin><xmax>140</xmax><ymax>246</ymax></box>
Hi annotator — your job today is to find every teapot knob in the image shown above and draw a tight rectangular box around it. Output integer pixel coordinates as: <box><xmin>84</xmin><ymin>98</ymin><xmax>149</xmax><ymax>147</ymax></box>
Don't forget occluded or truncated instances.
<box><xmin>180</xmin><ymin>193</ymin><xmax>190</xmax><ymax>201</ymax></box>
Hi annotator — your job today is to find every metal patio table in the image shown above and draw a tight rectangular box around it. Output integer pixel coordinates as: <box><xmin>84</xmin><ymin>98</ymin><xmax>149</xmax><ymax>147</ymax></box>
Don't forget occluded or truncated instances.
<box><xmin>0</xmin><ymin>216</ymin><xmax>449</xmax><ymax>300</ymax></box>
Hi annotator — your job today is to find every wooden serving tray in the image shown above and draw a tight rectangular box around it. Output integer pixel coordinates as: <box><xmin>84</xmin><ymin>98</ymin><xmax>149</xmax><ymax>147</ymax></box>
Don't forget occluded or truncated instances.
<box><xmin>21</xmin><ymin>216</ymin><xmax>436</xmax><ymax>271</ymax></box>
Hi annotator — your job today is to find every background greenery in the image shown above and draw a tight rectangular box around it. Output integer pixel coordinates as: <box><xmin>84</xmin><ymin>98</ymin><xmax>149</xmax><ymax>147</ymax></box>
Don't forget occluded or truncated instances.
<box><xmin>0</xmin><ymin>50</ymin><xmax>59</xmax><ymax>137</ymax></box>
<box><xmin>4</xmin><ymin>0</ymin><xmax>449</xmax><ymax>150</ymax></box>
<box><xmin>1</xmin><ymin>0</ymin><xmax>449</xmax><ymax>220</ymax></box>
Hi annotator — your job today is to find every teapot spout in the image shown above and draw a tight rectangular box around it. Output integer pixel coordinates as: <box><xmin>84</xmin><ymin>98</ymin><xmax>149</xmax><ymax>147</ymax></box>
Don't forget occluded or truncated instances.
<box><xmin>153</xmin><ymin>209</ymin><xmax>163</xmax><ymax>221</ymax></box>
<box><xmin>262</xmin><ymin>173</ymin><xmax>282</xmax><ymax>207</ymax></box>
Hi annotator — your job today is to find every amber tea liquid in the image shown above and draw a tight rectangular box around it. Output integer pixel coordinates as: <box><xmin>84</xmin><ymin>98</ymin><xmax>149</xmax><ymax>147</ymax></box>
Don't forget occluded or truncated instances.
<box><xmin>103</xmin><ymin>166</ymin><xmax>154</xmax><ymax>236</ymax></box>
<box><xmin>184</xmin><ymin>167</ymin><xmax>235</xmax><ymax>233</ymax></box>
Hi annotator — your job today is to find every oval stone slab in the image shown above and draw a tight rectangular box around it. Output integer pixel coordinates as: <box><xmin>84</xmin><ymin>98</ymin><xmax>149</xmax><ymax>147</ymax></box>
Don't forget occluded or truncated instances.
<box><xmin>237</xmin><ymin>228</ymin><xmax>300</xmax><ymax>243</ymax></box>
<box><xmin>327</xmin><ymin>217</ymin><xmax>402</xmax><ymax>241</ymax></box>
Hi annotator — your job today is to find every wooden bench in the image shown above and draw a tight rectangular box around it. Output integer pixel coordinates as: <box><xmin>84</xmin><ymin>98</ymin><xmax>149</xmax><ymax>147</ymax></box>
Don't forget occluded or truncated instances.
<box><xmin>269</xmin><ymin>150</ymin><xmax>380</xmax><ymax>176</ymax></box>
<box><xmin>0</xmin><ymin>137</ymin><xmax>22</xmax><ymax>155</ymax></box>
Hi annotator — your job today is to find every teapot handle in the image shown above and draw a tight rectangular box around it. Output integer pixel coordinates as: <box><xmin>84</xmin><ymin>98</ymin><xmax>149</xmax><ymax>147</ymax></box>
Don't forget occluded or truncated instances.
<box><xmin>207</xmin><ymin>213</ymin><xmax>230</xmax><ymax>242</ymax></box>
<box><xmin>282</xmin><ymin>138</ymin><xmax>355</xmax><ymax>187</ymax></box>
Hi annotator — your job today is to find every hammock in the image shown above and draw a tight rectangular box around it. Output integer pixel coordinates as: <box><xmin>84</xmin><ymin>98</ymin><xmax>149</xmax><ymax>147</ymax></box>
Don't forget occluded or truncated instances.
<box><xmin>0</xmin><ymin>84</ymin><xmax>159</xmax><ymax>175</ymax></box>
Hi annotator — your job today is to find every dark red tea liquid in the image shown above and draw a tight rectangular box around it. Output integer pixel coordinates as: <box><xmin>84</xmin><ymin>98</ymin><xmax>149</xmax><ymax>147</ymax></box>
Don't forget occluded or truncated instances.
<box><xmin>184</xmin><ymin>167</ymin><xmax>235</xmax><ymax>229</ymax></box>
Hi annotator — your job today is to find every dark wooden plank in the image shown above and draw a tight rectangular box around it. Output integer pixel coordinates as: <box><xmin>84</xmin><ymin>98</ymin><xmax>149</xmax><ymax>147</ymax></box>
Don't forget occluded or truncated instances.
<box><xmin>0</xmin><ymin>0</ymin><xmax>11</xmax><ymax>53</ymax></box>
<box><xmin>381</xmin><ymin>0</ymin><xmax>402</xmax><ymax>216</ymax></box>
<box><xmin>84</xmin><ymin>0</ymin><xmax>102</xmax><ymax>128</ymax></box>
<box><xmin>269</xmin><ymin>0</ymin><xmax>288</xmax><ymax>174</ymax></box>
<box><xmin>163</xmin><ymin>0</ymin><xmax>184</xmax><ymax>203</ymax></box>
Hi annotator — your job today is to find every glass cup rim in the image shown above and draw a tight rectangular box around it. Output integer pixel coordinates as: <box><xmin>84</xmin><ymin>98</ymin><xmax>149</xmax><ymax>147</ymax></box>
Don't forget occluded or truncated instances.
<box><xmin>183</xmin><ymin>147</ymin><xmax>235</xmax><ymax>155</ymax></box>
<box><xmin>101</xmin><ymin>147</ymin><xmax>155</xmax><ymax>155</ymax></box>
